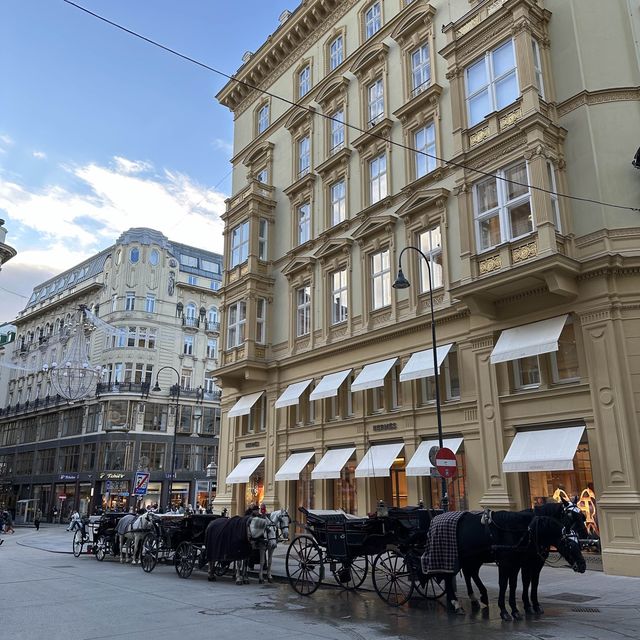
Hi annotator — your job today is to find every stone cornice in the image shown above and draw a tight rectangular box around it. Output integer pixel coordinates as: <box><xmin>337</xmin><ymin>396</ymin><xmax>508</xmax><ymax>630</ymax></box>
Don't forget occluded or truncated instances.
<box><xmin>556</xmin><ymin>87</ymin><xmax>640</xmax><ymax>118</ymax></box>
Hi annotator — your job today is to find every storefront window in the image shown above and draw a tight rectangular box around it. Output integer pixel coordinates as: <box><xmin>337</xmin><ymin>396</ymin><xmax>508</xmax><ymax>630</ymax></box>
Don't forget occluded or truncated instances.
<box><xmin>170</xmin><ymin>482</ymin><xmax>190</xmax><ymax>509</ymax></box>
<box><xmin>296</xmin><ymin>463</ymin><xmax>315</xmax><ymax>514</ymax></box>
<box><xmin>139</xmin><ymin>482</ymin><xmax>161</xmax><ymax>511</ymax></box>
<box><xmin>244</xmin><ymin>471</ymin><xmax>265</xmax><ymax>510</ymax></box>
<box><xmin>332</xmin><ymin>460</ymin><xmax>357</xmax><ymax>514</ymax></box>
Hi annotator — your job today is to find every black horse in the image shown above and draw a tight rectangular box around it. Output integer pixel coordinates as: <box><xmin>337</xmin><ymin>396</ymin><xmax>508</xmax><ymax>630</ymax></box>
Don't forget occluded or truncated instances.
<box><xmin>438</xmin><ymin>509</ymin><xmax>586</xmax><ymax>621</ymax></box>
<box><xmin>460</xmin><ymin>499</ymin><xmax>588</xmax><ymax>618</ymax></box>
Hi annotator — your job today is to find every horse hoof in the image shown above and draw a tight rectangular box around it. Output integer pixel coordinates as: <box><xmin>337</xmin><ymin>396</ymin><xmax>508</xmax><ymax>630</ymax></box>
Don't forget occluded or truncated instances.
<box><xmin>500</xmin><ymin>612</ymin><xmax>512</xmax><ymax>622</ymax></box>
<box><xmin>524</xmin><ymin>606</ymin><xmax>533</xmax><ymax>616</ymax></box>
<box><xmin>267</xmin><ymin>577</ymin><xmax>273</xmax><ymax>584</ymax></box>
<box><xmin>471</xmin><ymin>600</ymin><xmax>480</xmax><ymax>611</ymax></box>
<box><xmin>512</xmin><ymin>611</ymin><xmax>522</xmax><ymax>621</ymax></box>
<box><xmin>236</xmin><ymin>580</ymin><xmax>243</xmax><ymax>586</ymax></box>
<box><xmin>534</xmin><ymin>606</ymin><xmax>544</xmax><ymax>615</ymax></box>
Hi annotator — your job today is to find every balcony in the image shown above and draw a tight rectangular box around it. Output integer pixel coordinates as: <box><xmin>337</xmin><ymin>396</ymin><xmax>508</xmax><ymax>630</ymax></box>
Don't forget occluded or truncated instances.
<box><xmin>0</xmin><ymin>394</ymin><xmax>66</xmax><ymax>418</ymax></box>
<box><xmin>205</xmin><ymin>321</ymin><xmax>220</xmax><ymax>333</ymax></box>
<box><xmin>96</xmin><ymin>382</ymin><xmax>151</xmax><ymax>396</ymax></box>
<box><xmin>182</xmin><ymin>317</ymin><xmax>200</xmax><ymax>330</ymax></box>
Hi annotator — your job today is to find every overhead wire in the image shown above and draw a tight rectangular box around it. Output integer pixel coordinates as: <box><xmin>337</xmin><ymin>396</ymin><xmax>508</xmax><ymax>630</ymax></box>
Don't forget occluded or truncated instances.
<box><xmin>62</xmin><ymin>0</ymin><xmax>640</xmax><ymax>213</ymax></box>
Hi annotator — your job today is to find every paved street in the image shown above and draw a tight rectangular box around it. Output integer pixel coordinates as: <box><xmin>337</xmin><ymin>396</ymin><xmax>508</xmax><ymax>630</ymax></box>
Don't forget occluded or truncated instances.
<box><xmin>2</xmin><ymin>525</ymin><xmax>639</xmax><ymax>640</ymax></box>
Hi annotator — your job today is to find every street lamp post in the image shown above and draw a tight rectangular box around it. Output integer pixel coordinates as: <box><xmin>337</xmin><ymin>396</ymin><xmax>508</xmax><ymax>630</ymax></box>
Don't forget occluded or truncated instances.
<box><xmin>206</xmin><ymin>459</ymin><xmax>217</xmax><ymax>512</ymax></box>
<box><xmin>392</xmin><ymin>246</ymin><xmax>448</xmax><ymax>512</ymax></box>
<box><xmin>152</xmin><ymin>366</ymin><xmax>181</xmax><ymax>511</ymax></box>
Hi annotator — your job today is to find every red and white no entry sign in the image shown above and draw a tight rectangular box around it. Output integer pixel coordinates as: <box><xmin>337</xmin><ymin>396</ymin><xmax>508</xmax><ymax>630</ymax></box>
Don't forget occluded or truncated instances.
<box><xmin>434</xmin><ymin>447</ymin><xmax>457</xmax><ymax>479</ymax></box>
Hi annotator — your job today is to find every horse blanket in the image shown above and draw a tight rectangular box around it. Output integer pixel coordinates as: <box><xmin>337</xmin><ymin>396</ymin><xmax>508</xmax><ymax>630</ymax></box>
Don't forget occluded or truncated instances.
<box><xmin>116</xmin><ymin>514</ymin><xmax>136</xmax><ymax>535</ymax></box>
<box><xmin>421</xmin><ymin>511</ymin><xmax>467</xmax><ymax>575</ymax></box>
<box><xmin>206</xmin><ymin>516</ymin><xmax>252</xmax><ymax>563</ymax></box>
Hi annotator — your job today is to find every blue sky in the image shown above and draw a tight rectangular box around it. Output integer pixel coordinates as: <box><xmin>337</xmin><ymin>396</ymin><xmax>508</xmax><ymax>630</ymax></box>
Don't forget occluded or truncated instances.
<box><xmin>0</xmin><ymin>0</ymin><xmax>299</xmax><ymax>322</ymax></box>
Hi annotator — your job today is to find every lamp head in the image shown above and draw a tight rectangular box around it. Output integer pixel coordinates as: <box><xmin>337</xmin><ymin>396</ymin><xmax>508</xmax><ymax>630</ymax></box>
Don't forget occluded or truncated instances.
<box><xmin>152</xmin><ymin>382</ymin><xmax>161</xmax><ymax>392</ymax></box>
<box><xmin>392</xmin><ymin>268</ymin><xmax>411</xmax><ymax>290</ymax></box>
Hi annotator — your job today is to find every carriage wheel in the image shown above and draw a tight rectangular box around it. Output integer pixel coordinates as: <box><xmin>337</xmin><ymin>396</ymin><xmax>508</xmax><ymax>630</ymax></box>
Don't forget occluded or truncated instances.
<box><xmin>174</xmin><ymin>542</ymin><xmax>196</xmax><ymax>579</ymax></box>
<box><xmin>141</xmin><ymin>533</ymin><xmax>159</xmax><ymax>573</ymax></box>
<box><xmin>332</xmin><ymin>556</ymin><xmax>369</xmax><ymax>590</ymax></box>
<box><xmin>286</xmin><ymin>535</ymin><xmax>323</xmax><ymax>596</ymax></box>
<box><xmin>213</xmin><ymin>561</ymin><xmax>230</xmax><ymax>577</ymax></box>
<box><xmin>72</xmin><ymin>530</ymin><xmax>84</xmax><ymax>558</ymax></box>
<box><xmin>415</xmin><ymin>575</ymin><xmax>446</xmax><ymax>600</ymax></box>
<box><xmin>94</xmin><ymin>536</ymin><xmax>106</xmax><ymax>562</ymax></box>
<box><xmin>372</xmin><ymin>550</ymin><xmax>415</xmax><ymax>607</ymax></box>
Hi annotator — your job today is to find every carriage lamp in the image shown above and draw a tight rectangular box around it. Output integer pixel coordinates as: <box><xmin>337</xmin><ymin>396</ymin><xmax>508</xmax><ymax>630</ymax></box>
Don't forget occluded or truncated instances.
<box><xmin>393</xmin><ymin>246</ymin><xmax>449</xmax><ymax>512</ymax></box>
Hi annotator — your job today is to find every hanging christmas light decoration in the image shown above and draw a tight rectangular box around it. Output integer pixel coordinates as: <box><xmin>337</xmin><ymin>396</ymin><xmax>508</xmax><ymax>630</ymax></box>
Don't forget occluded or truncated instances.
<box><xmin>42</xmin><ymin>306</ymin><xmax>102</xmax><ymax>402</ymax></box>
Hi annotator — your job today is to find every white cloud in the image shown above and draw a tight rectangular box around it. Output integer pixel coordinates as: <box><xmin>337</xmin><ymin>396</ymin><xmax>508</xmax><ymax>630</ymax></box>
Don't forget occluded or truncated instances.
<box><xmin>0</xmin><ymin>134</ymin><xmax>14</xmax><ymax>153</ymax></box>
<box><xmin>212</xmin><ymin>138</ymin><xmax>233</xmax><ymax>156</ymax></box>
<box><xmin>0</xmin><ymin>155</ymin><xmax>227</xmax><ymax>320</ymax></box>
<box><xmin>32</xmin><ymin>150</ymin><xmax>47</xmax><ymax>159</ymax></box>
<box><xmin>113</xmin><ymin>156</ymin><xmax>152</xmax><ymax>174</ymax></box>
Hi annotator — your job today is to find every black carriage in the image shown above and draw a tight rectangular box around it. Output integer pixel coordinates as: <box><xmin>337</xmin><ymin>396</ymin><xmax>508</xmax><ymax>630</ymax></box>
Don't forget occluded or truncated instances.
<box><xmin>173</xmin><ymin>513</ymin><xmax>229</xmax><ymax>579</ymax></box>
<box><xmin>371</xmin><ymin>506</ymin><xmax>446</xmax><ymax>606</ymax></box>
<box><xmin>72</xmin><ymin>512</ymin><xmax>130</xmax><ymax>561</ymax></box>
<box><xmin>285</xmin><ymin>507</ymin><xmax>388</xmax><ymax>595</ymax></box>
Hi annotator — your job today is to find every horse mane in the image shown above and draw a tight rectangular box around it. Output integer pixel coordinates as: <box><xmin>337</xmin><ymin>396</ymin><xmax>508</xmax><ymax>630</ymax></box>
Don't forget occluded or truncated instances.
<box><xmin>532</xmin><ymin>501</ymin><xmax>564</xmax><ymax>519</ymax></box>
<box><xmin>490</xmin><ymin>510</ymin><xmax>533</xmax><ymax>531</ymax></box>
<box><xmin>529</xmin><ymin>515</ymin><xmax>563</xmax><ymax>546</ymax></box>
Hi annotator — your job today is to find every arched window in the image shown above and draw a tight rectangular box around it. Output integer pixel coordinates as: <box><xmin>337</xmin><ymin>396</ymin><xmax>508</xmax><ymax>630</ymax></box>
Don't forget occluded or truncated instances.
<box><xmin>208</xmin><ymin>307</ymin><xmax>218</xmax><ymax>324</ymax></box>
<box><xmin>185</xmin><ymin>303</ymin><xmax>197</xmax><ymax>319</ymax></box>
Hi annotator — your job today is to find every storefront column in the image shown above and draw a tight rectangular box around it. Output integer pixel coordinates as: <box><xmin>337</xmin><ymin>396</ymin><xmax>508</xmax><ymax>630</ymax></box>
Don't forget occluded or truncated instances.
<box><xmin>355</xmin><ymin>441</ymin><xmax>370</xmax><ymax>516</ymax></box>
<box><xmin>580</xmin><ymin>309</ymin><xmax>640</xmax><ymax>576</ymax></box>
<box><xmin>403</xmin><ymin>440</ymin><xmax>420</xmax><ymax>506</ymax></box>
<box><xmin>212</xmin><ymin>399</ymin><xmax>236</xmax><ymax>514</ymax></box>
<box><xmin>472</xmin><ymin>334</ymin><xmax>517</xmax><ymax>509</ymax></box>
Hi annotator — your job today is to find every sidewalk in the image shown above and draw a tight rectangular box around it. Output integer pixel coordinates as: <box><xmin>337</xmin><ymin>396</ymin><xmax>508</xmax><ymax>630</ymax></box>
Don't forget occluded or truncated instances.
<box><xmin>14</xmin><ymin>524</ymin><xmax>640</xmax><ymax>609</ymax></box>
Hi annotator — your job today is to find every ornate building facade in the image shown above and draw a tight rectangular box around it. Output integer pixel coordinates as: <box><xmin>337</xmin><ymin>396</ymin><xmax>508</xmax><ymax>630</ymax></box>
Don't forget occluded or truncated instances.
<box><xmin>0</xmin><ymin>228</ymin><xmax>223</xmax><ymax>522</ymax></box>
<box><xmin>0</xmin><ymin>218</ymin><xmax>17</xmax><ymax>271</ymax></box>
<box><xmin>214</xmin><ymin>0</ymin><xmax>640</xmax><ymax>576</ymax></box>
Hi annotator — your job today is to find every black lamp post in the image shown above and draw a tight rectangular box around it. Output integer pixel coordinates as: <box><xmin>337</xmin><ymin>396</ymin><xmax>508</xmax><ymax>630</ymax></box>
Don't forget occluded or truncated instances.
<box><xmin>392</xmin><ymin>246</ymin><xmax>448</xmax><ymax>512</ymax></box>
<box><xmin>152</xmin><ymin>366</ymin><xmax>181</xmax><ymax>510</ymax></box>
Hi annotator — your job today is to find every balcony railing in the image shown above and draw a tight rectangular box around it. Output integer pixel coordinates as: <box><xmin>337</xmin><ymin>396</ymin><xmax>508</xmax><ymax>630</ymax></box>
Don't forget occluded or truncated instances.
<box><xmin>96</xmin><ymin>382</ymin><xmax>151</xmax><ymax>396</ymax></box>
<box><xmin>205</xmin><ymin>321</ymin><xmax>220</xmax><ymax>332</ymax></box>
<box><xmin>182</xmin><ymin>317</ymin><xmax>200</xmax><ymax>328</ymax></box>
<box><xmin>0</xmin><ymin>394</ymin><xmax>66</xmax><ymax>418</ymax></box>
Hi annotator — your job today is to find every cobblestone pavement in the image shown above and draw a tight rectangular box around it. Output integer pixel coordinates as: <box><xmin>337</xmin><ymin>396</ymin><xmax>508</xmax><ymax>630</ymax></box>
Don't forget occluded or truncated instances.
<box><xmin>3</xmin><ymin>525</ymin><xmax>640</xmax><ymax>640</ymax></box>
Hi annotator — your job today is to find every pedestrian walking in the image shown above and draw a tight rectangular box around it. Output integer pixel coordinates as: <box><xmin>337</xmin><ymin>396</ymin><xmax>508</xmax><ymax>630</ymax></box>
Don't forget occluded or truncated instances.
<box><xmin>34</xmin><ymin>507</ymin><xmax>42</xmax><ymax>531</ymax></box>
<box><xmin>2</xmin><ymin>510</ymin><xmax>14</xmax><ymax>534</ymax></box>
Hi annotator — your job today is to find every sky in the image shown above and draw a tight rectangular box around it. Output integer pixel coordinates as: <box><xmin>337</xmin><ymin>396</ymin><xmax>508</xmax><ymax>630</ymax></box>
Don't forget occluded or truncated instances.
<box><xmin>0</xmin><ymin>0</ymin><xmax>299</xmax><ymax>323</ymax></box>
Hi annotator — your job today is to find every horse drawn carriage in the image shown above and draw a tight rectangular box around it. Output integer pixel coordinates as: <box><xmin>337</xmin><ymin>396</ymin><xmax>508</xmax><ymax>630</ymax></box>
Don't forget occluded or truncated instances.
<box><xmin>71</xmin><ymin>512</ymin><xmax>132</xmax><ymax>561</ymax></box>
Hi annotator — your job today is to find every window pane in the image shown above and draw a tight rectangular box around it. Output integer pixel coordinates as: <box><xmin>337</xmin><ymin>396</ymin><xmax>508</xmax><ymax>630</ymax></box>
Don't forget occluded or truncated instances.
<box><xmin>505</xmin><ymin>163</ymin><xmax>528</xmax><ymax>200</ymax></box>
<box><xmin>469</xmin><ymin>91</ymin><xmax>491</xmax><ymax>126</ymax></box>
<box><xmin>466</xmin><ymin>59</ymin><xmax>488</xmax><ymax>94</ymax></box>
<box><xmin>509</xmin><ymin>201</ymin><xmax>533</xmax><ymax>237</ymax></box>
<box><xmin>495</xmin><ymin>72</ymin><xmax>518</xmax><ymax>110</ymax></box>
<box><xmin>492</xmin><ymin>41</ymin><xmax>515</xmax><ymax>77</ymax></box>
<box><xmin>476</xmin><ymin>177</ymin><xmax>498</xmax><ymax>212</ymax></box>
<box><xmin>479</xmin><ymin>214</ymin><xmax>501</xmax><ymax>250</ymax></box>
<box><xmin>516</xmin><ymin>356</ymin><xmax>540</xmax><ymax>387</ymax></box>
<box><xmin>554</xmin><ymin>322</ymin><xmax>579</xmax><ymax>380</ymax></box>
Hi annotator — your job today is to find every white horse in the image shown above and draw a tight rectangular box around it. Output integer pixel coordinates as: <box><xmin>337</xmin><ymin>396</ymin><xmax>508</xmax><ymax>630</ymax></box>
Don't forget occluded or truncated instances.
<box><xmin>117</xmin><ymin>511</ymin><xmax>154</xmax><ymax>564</ymax></box>
<box><xmin>262</xmin><ymin>509</ymin><xmax>291</xmax><ymax>583</ymax></box>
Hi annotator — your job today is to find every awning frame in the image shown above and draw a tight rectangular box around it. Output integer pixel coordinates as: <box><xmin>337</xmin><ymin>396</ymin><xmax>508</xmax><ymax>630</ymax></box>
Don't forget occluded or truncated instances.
<box><xmin>225</xmin><ymin>456</ymin><xmax>265</xmax><ymax>484</ymax></box>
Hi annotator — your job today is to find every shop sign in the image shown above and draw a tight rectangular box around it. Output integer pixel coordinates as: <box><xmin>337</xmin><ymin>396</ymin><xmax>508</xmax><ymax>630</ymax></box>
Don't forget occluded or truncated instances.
<box><xmin>99</xmin><ymin>472</ymin><xmax>126</xmax><ymax>480</ymax></box>
<box><xmin>245</xmin><ymin>441</ymin><xmax>260</xmax><ymax>448</ymax></box>
<box><xmin>372</xmin><ymin>422</ymin><xmax>397</xmax><ymax>432</ymax></box>
<box><xmin>59</xmin><ymin>474</ymin><xmax>78</xmax><ymax>481</ymax></box>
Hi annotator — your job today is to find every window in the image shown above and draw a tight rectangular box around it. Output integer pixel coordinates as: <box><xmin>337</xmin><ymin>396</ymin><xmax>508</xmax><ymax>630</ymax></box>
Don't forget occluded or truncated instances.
<box><xmin>257</xmin><ymin>103</ymin><xmax>269</xmax><ymax>134</ymax></box>
<box><xmin>180</xmin><ymin>254</ymin><xmax>198</xmax><ymax>268</ymax></box>
<box><xmin>129</xmin><ymin>247</ymin><xmax>140</xmax><ymax>263</ymax></box>
<box><xmin>149</xmin><ymin>249</ymin><xmax>159</xmax><ymax>266</ymax></box>
<box><xmin>513</xmin><ymin>356</ymin><xmax>540</xmax><ymax>389</ymax></box>
<box><xmin>298</xmin><ymin>136</ymin><xmax>310</xmax><ymax>177</ymax></box>
<box><xmin>140</xmin><ymin>442</ymin><xmax>165</xmax><ymax>471</ymax></box>
<box><xmin>137</xmin><ymin>327</ymin><xmax>148</xmax><ymax>348</ymax></box>
<box><xmin>466</xmin><ymin>40</ymin><xmax>518</xmax><ymax>127</ymax></box>
<box><xmin>188</xmin><ymin>275</ymin><xmax>198</xmax><ymax>286</ymax></box>
<box><xmin>183</xmin><ymin>335</ymin><xmax>194</xmax><ymax>355</ymax></box>
<box><xmin>417</xmin><ymin>226</ymin><xmax>443</xmax><ymax>292</ymax></box>
<box><xmin>181</xmin><ymin>368</ymin><xmax>193</xmax><ymax>390</ymax></box>
<box><xmin>185</xmin><ymin>303</ymin><xmax>197</xmax><ymax>320</ymax></box>
<box><xmin>145</xmin><ymin>294</ymin><xmax>156</xmax><ymax>313</ymax></box>
<box><xmin>368</xmin><ymin>78</ymin><xmax>384</xmax><ymax>126</ymax></box>
<box><xmin>365</xmin><ymin>2</ymin><xmax>381</xmax><ymax>39</ymax></box>
<box><xmin>414</xmin><ymin>123</ymin><xmax>436</xmax><ymax>179</ymax></box>
<box><xmin>369</xmin><ymin>154</ymin><xmax>388</xmax><ymax>204</ymax></box>
<box><xmin>111</xmin><ymin>294</ymin><xmax>117</xmax><ymax>313</ymax></box>
<box><xmin>547</xmin><ymin>162</ymin><xmax>561</xmax><ymax>231</ymax></box>
<box><xmin>474</xmin><ymin>161</ymin><xmax>532</xmax><ymax>251</ymax></box>
<box><xmin>551</xmin><ymin>320</ymin><xmax>579</xmax><ymax>383</ymax></box>
<box><xmin>256</xmin><ymin>168</ymin><xmax>268</xmax><ymax>184</ymax></box>
<box><xmin>411</xmin><ymin>43</ymin><xmax>431</xmax><ymax>96</ymax></box>
<box><xmin>227</xmin><ymin>301</ymin><xmax>246</xmax><ymax>348</ymax></box>
<box><xmin>125</xmin><ymin>292</ymin><xmax>135</xmax><ymax>311</ymax></box>
<box><xmin>210</xmin><ymin>280</ymin><xmax>221</xmax><ymax>291</ymax></box>
<box><xmin>371</xmin><ymin>249</ymin><xmax>391</xmax><ymax>310</ymax></box>
<box><xmin>330</xmin><ymin>110</ymin><xmax>345</xmax><ymax>153</ymax></box>
<box><xmin>298</xmin><ymin>65</ymin><xmax>311</xmax><ymax>98</ymax></box>
<box><xmin>208</xmin><ymin>307</ymin><xmax>218</xmax><ymax>325</ymax></box>
<box><xmin>330</xmin><ymin>180</ymin><xmax>346</xmax><ymax>226</ymax></box>
<box><xmin>330</xmin><ymin>269</ymin><xmax>348</xmax><ymax>325</ymax></box>
<box><xmin>230</xmin><ymin>221</ymin><xmax>249</xmax><ymax>268</ymax></box>
<box><xmin>206</xmin><ymin>338</ymin><xmax>217</xmax><ymax>359</ymax></box>
<box><xmin>532</xmin><ymin>39</ymin><xmax>544</xmax><ymax>99</ymax></box>
<box><xmin>329</xmin><ymin>35</ymin><xmax>344</xmax><ymax>70</ymax></box>
<box><xmin>127</xmin><ymin>326</ymin><xmax>137</xmax><ymax>347</ymax></box>
<box><xmin>148</xmin><ymin>329</ymin><xmax>157</xmax><ymax>349</ymax></box>
<box><xmin>201</xmin><ymin>259</ymin><xmax>220</xmax><ymax>273</ymax></box>
<box><xmin>297</xmin><ymin>202</ymin><xmax>311</xmax><ymax>245</ymax></box>
<box><xmin>420</xmin><ymin>347</ymin><xmax>461</xmax><ymax>402</ymax></box>
<box><xmin>143</xmin><ymin>404</ymin><xmax>167</xmax><ymax>432</ymax></box>
<box><xmin>256</xmin><ymin>298</ymin><xmax>266</xmax><ymax>344</ymax></box>
<box><xmin>296</xmin><ymin>285</ymin><xmax>311</xmax><ymax>337</ymax></box>
<box><xmin>204</xmin><ymin>372</ymin><xmax>217</xmax><ymax>394</ymax></box>
<box><xmin>258</xmin><ymin>218</ymin><xmax>268</xmax><ymax>260</ymax></box>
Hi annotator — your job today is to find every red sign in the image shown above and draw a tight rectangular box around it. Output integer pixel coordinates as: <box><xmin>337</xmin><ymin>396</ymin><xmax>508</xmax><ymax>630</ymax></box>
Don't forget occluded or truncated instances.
<box><xmin>58</xmin><ymin>495</ymin><xmax>67</xmax><ymax>500</ymax></box>
<box><xmin>435</xmin><ymin>447</ymin><xmax>457</xmax><ymax>479</ymax></box>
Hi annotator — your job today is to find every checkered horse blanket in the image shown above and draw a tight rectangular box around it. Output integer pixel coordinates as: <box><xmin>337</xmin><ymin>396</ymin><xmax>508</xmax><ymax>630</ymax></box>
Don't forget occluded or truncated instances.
<box><xmin>421</xmin><ymin>511</ymin><xmax>466</xmax><ymax>575</ymax></box>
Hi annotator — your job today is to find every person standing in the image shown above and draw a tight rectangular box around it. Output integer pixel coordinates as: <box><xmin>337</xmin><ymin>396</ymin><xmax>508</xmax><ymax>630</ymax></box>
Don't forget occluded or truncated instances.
<box><xmin>34</xmin><ymin>508</ymin><xmax>42</xmax><ymax>531</ymax></box>
<box><xmin>3</xmin><ymin>510</ymin><xmax>14</xmax><ymax>534</ymax></box>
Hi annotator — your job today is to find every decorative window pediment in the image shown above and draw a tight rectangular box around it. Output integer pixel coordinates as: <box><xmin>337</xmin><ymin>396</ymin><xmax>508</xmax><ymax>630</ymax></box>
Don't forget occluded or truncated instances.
<box><xmin>391</xmin><ymin>4</ymin><xmax>436</xmax><ymax>46</ymax></box>
<box><xmin>283</xmin><ymin>172</ymin><xmax>316</xmax><ymax>201</ymax></box>
<box><xmin>285</xmin><ymin>106</ymin><xmax>315</xmax><ymax>135</ymax></box>
<box><xmin>352</xmin><ymin>117</ymin><xmax>393</xmax><ymax>154</ymax></box>
<box><xmin>396</xmin><ymin>187</ymin><xmax>450</xmax><ymax>223</ymax></box>
<box><xmin>350</xmin><ymin>42</ymin><xmax>389</xmax><ymax>83</ymax></box>
<box><xmin>393</xmin><ymin>84</ymin><xmax>443</xmax><ymax>127</ymax></box>
<box><xmin>316</xmin><ymin>77</ymin><xmax>350</xmax><ymax>112</ymax></box>
<box><xmin>282</xmin><ymin>255</ymin><xmax>316</xmax><ymax>280</ymax></box>
<box><xmin>316</xmin><ymin>147</ymin><xmax>351</xmax><ymax>180</ymax></box>
<box><xmin>352</xmin><ymin>214</ymin><xmax>398</xmax><ymax>246</ymax></box>
<box><xmin>314</xmin><ymin>237</ymin><xmax>353</xmax><ymax>262</ymax></box>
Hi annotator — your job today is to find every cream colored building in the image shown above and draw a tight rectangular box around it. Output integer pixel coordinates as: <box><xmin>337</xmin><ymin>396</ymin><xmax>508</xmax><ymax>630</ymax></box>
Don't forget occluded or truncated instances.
<box><xmin>0</xmin><ymin>228</ymin><xmax>222</xmax><ymax>520</ymax></box>
<box><xmin>214</xmin><ymin>0</ymin><xmax>640</xmax><ymax>576</ymax></box>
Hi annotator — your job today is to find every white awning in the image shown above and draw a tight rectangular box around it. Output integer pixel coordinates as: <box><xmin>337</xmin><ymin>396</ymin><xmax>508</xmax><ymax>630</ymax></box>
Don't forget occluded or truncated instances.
<box><xmin>502</xmin><ymin>426</ymin><xmax>585</xmax><ymax>473</ymax></box>
<box><xmin>355</xmin><ymin>442</ymin><xmax>404</xmax><ymax>478</ymax></box>
<box><xmin>226</xmin><ymin>456</ymin><xmax>264</xmax><ymax>484</ymax></box>
<box><xmin>490</xmin><ymin>315</ymin><xmax>569</xmax><ymax>364</ymax></box>
<box><xmin>309</xmin><ymin>369</ymin><xmax>352</xmax><ymax>401</ymax></box>
<box><xmin>405</xmin><ymin>437</ymin><xmax>464</xmax><ymax>477</ymax></box>
<box><xmin>311</xmin><ymin>447</ymin><xmax>356</xmax><ymax>480</ymax></box>
<box><xmin>275</xmin><ymin>379</ymin><xmax>313</xmax><ymax>409</ymax></box>
<box><xmin>274</xmin><ymin>451</ymin><xmax>315</xmax><ymax>481</ymax></box>
<box><xmin>351</xmin><ymin>358</ymin><xmax>398</xmax><ymax>393</ymax></box>
<box><xmin>228</xmin><ymin>391</ymin><xmax>264</xmax><ymax>418</ymax></box>
<box><xmin>400</xmin><ymin>344</ymin><xmax>454</xmax><ymax>382</ymax></box>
